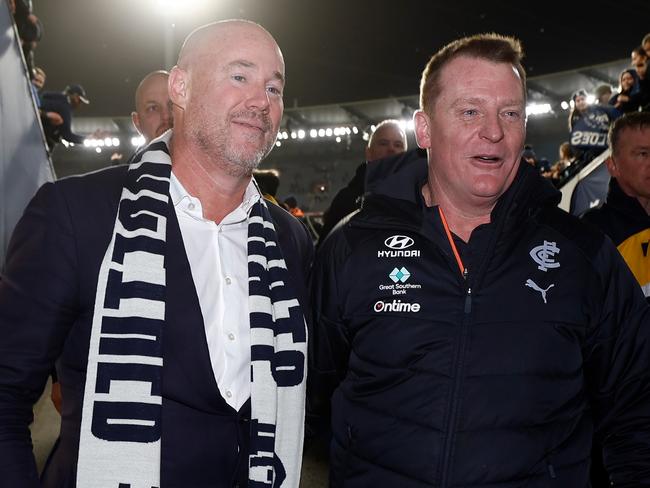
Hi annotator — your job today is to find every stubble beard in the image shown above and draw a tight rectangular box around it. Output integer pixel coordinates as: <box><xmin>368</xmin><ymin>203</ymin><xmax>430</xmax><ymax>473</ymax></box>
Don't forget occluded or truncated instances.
<box><xmin>190</xmin><ymin>109</ymin><xmax>276</xmax><ymax>178</ymax></box>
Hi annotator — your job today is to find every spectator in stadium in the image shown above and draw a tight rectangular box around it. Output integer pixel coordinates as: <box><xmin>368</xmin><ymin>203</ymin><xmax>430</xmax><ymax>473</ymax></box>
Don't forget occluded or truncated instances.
<box><xmin>582</xmin><ymin>112</ymin><xmax>650</xmax><ymax>300</ymax></box>
<box><xmin>522</xmin><ymin>144</ymin><xmax>536</xmax><ymax>166</ymax></box>
<box><xmin>39</xmin><ymin>84</ymin><xmax>90</xmax><ymax>150</ymax></box>
<box><xmin>318</xmin><ymin>119</ymin><xmax>407</xmax><ymax>243</ymax></box>
<box><xmin>569</xmin><ymin>89</ymin><xmax>620</xmax><ymax>166</ymax></box>
<box><xmin>643</xmin><ymin>33</ymin><xmax>650</xmax><ymax>56</ymax></box>
<box><xmin>30</xmin><ymin>66</ymin><xmax>45</xmax><ymax>107</ymax></box>
<box><xmin>131</xmin><ymin>70</ymin><xmax>173</xmax><ymax>143</ymax></box>
<box><xmin>311</xmin><ymin>32</ymin><xmax>650</xmax><ymax>488</ymax></box>
<box><xmin>284</xmin><ymin>195</ymin><xmax>305</xmax><ymax>217</ymax></box>
<box><xmin>253</xmin><ymin>169</ymin><xmax>281</xmax><ymax>205</ymax></box>
<box><xmin>594</xmin><ymin>84</ymin><xmax>612</xmax><ymax>106</ymax></box>
<box><xmin>545</xmin><ymin>141</ymin><xmax>575</xmax><ymax>182</ymax></box>
<box><xmin>11</xmin><ymin>0</ymin><xmax>42</xmax><ymax>79</ymax></box>
<box><xmin>631</xmin><ymin>46</ymin><xmax>649</xmax><ymax>103</ymax></box>
<box><xmin>632</xmin><ymin>45</ymin><xmax>648</xmax><ymax>79</ymax></box>
<box><xmin>609</xmin><ymin>68</ymin><xmax>643</xmax><ymax>113</ymax></box>
<box><xmin>0</xmin><ymin>20</ymin><xmax>311</xmax><ymax>487</ymax></box>
<box><xmin>582</xmin><ymin>111</ymin><xmax>650</xmax><ymax>488</ymax></box>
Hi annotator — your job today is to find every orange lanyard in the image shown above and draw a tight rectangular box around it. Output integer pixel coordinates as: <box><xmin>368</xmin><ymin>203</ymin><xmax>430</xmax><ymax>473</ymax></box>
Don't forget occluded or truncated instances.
<box><xmin>438</xmin><ymin>206</ymin><xmax>465</xmax><ymax>278</ymax></box>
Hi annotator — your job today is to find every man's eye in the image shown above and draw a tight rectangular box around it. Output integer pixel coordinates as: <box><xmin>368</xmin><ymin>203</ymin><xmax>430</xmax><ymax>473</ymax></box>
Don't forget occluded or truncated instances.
<box><xmin>233</xmin><ymin>75</ymin><xmax>246</xmax><ymax>82</ymax></box>
<box><xmin>463</xmin><ymin>109</ymin><xmax>478</xmax><ymax>116</ymax></box>
<box><xmin>146</xmin><ymin>105</ymin><xmax>159</xmax><ymax>112</ymax></box>
<box><xmin>267</xmin><ymin>86</ymin><xmax>282</xmax><ymax>96</ymax></box>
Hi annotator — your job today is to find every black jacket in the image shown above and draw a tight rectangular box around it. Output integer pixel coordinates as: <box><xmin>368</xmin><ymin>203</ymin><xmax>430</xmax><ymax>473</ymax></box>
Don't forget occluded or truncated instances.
<box><xmin>583</xmin><ymin>178</ymin><xmax>650</xmax><ymax>301</ymax></box>
<box><xmin>319</xmin><ymin>162</ymin><xmax>366</xmax><ymax>244</ymax></box>
<box><xmin>0</xmin><ymin>164</ymin><xmax>313</xmax><ymax>487</ymax></box>
<box><xmin>311</xmin><ymin>150</ymin><xmax>650</xmax><ymax>487</ymax></box>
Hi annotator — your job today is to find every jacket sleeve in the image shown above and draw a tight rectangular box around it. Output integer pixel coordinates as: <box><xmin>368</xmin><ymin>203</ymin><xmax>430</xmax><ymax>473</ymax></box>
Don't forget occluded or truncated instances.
<box><xmin>307</xmin><ymin>231</ymin><xmax>351</xmax><ymax>430</ymax></box>
<box><xmin>583</xmin><ymin>239</ymin><xmax>650</xmax><ymax>486</ymax></box>
<box><xmin>0</xmin><ymin>182</ymin><xmax>79</xmax><ymax>487</ymax></box>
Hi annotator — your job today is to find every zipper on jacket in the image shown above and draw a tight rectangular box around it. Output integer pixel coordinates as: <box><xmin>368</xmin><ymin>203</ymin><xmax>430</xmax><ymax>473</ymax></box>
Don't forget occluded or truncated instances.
<box><xmin>439</xmin><ymin>269</ymin><xmax>473</xmax><ymax>487</ymax></box>
<box><xmin>546</xmin><ymin>461</ymin><xmax>557</xmax><ymax>479</ymax></box>
<box><xmin>464</xmin><ymin>287</ymin><xmax>472</xmax><ymax>313</ymax></box>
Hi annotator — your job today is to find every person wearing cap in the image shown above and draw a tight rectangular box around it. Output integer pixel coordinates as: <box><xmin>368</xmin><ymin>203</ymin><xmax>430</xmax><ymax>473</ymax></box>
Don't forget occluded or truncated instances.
<box><xmin>39</xmin><ymin>84</ymin><xmax>90</xmax><ymax>149</ymax></box>
<box><xmin>568</xmin><ymin>89</ymin><xmax>620</xmax><ymax>164</ymax></box>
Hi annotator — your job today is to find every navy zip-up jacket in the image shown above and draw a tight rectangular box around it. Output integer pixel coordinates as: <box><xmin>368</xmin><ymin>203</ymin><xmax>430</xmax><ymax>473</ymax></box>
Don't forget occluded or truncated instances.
<box><xmin>310</xmin><ymin>150</ymin><xmax>650</xmax><ymax>487</ymax></box>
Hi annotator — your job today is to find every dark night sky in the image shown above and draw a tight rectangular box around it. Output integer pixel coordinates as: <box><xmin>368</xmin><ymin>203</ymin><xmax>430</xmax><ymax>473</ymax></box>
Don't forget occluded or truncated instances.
<box><xmin>33</xmin><ymin>0</ymin><xmax>650</xmax><ymax>117</ymax></box>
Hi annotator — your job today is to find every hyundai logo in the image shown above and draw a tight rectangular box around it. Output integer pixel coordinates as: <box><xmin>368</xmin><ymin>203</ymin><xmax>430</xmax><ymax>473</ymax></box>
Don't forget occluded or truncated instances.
<box><xmin>384</xmin><ymin>235</ymin><xmax>414</xmax><ymax>250</ymax></box>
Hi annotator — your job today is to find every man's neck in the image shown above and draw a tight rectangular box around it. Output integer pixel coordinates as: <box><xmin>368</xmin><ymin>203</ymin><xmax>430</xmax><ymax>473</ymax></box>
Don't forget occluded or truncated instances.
<box><xmin>422</xmin><ymin>182</ymin><xmax>494</xmax><ymax>242</ymax></box>
<box><xmin>170</xmin><ymin>137</ymin><xmax>250</xmax><ymax>224</ymax></box>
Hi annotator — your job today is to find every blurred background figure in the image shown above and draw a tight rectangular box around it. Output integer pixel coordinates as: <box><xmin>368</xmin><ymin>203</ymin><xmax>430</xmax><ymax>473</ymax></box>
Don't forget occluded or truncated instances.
<box><xmin>595</xmin><ymin>84</ymin><xmax>612</xmax><ymax>105</ymax></box>
<box><xmin>569</xmin><ymin>89</ymin><xmax>620</xmax><ymax>167</ymax></box>
<box><xmin>284</xmin><ymin>195</ymin><xmax>305</xmax><ymax>218</ymax></box>
<box><xmin>39</xmin><ymin>84</ymin><xmax>89</xmax><ymax>150</ymax></box>
<box><xmin>610</xmin><ymin>69</ymin><xmax>643</xmax><ymax>113</ymax></box>
<box><xmin>131</xmin><ymin>70</ymin><xmax>172</xmax><ymax>144</ymax></box>
<box><xmin>318</xmin><ymin>119</ymin><xmax>407</xmax><ymax>243</ymax></box>
<box><xmin>253</xmin><ymin>169</ymin><xmax>281</xmax><ymax>205</ymax></box>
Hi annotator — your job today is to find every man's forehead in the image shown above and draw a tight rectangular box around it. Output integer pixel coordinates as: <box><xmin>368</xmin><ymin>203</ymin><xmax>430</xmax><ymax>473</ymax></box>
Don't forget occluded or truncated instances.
<box><xmin>182</xmin><ymin>22</ymin><xmax>283</xmax><ymax>68</ymax></box>
<box><xmin>136</xmin><ymin>75</ymin><xmax>168</xmax><ymax>105</ymax></box>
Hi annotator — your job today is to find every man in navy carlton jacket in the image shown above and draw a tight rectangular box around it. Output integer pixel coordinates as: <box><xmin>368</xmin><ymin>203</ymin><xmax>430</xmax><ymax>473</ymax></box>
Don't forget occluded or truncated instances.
<box><xmin>311</xmin><ymin>34</ymin><xmax>650</xmax><ymax>487</ymax></box>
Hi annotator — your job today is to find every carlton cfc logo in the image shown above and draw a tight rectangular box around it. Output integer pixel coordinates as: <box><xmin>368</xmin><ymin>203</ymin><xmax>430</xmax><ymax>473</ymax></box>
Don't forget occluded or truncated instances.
<box><xmin>384</xmin><ymin>235</ymin><xmax>414</xmax><ymax>250</ymax></box>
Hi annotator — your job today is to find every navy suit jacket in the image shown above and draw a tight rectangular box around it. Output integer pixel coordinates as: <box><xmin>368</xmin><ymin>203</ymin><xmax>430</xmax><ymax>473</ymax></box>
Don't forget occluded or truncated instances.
<box><xmin>0</xmin><ymin>165</ymin><xmax>313</xmax><ymax>488</ymax></box>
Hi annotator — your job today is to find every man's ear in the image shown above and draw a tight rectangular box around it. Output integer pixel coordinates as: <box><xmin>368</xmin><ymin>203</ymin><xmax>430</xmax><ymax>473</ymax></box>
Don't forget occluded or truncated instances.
<box><xmin>168</xmin><ymin>66</ymin><xmax>188</xmax><ymax>110</ymax></box>
<box><xmin>414</xmin><ymin>110</ymin><xmax>431</xmax><ymax>149</ymax></box>
<box><xmin>131</xmin><ymin>111</ymin><xmax>141</xmax><ymax>135</ymax></box>
<box><xmin>605</xmin><ymin>155</ymin><xmax>619</xmax><ymax>178</ymax></box>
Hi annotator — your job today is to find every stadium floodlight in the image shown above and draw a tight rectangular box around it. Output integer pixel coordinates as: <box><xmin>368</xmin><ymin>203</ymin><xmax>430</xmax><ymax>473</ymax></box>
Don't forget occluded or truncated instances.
<box><xmin>154</xmin><ymin>0</ymin><xmax>208</xmax><ymax>16</ymax></box>
<box><xmin>131</xmin><ymin>136</ymin><xmax>145</xmax><ymax>147</ymax></box>
<box><xmin>309</xmin><ymin>129</ymin><xmax>317</xmax><ymax>138</ymax></box>
<box><xmin>297</xmin><ymin>130</ymin><xmax>305</xmax><ymax>139</ymax></box>
<box><xmin>112</xmin><ymin>138</ymin><xmax>120</xmax><ymax>147</ymax></box>
<box><xmin>526</xmin><ymin>103</ymin><xmax>552</xmax><ymax>116</ymax></box>
<box><xmin>560</xmin><ymin>101</ymin><xmax>569</xmax><ymax>110</ymax></box>
<box><xmin>586</xmin><ymin>95</ymin><xmax>596</xmax><ymax>105</ymax></box>
<box><xmin>336</xmin><ymin>137</ymin><xmax>341</xmax><ymax>143</ymax></box>
<box><xmin>83</xmin><ymin>139</ymin><xmax>91</xmax><ymax>147</ymax></box>
<box><xmin>318</xmin><ymin>128</ymin><xmax>325</xmax><ymax>137</ymax></box>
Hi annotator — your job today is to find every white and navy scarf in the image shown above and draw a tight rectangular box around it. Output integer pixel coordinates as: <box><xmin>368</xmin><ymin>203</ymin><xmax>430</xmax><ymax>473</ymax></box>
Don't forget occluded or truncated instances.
<box><xmin>77</xmin><ymin>133</ymin><xmax>307</xmax><ymax>488</ymax></box>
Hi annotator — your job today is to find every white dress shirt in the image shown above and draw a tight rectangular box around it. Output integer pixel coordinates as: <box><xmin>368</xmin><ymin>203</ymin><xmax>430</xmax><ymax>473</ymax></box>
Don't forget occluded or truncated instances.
<box><xmin>169</xmin><ymin>172</ymin><xmax>260</xmax><ymax>411</ymax></box>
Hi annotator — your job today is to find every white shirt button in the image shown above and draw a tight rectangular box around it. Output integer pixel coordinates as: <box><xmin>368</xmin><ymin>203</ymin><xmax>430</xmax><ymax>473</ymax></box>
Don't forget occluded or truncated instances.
<box><xmin>225</xmin><ymin>390</ymin><xmax>232</xmax><ymax>398</ymax></box>
<box><xmin>225</xmin><ymin>277</ymin><xmax>232</xmax><ymax>285</ymax></box>
<box><xmin>187</xmin><ymin>202</ymin><xmax>195</xmax><ymax>211</ymax></box>
<box><xmin>228</xmin><ymin>332</ymin><xmax>235</xmax><ymax>341</ymax></box>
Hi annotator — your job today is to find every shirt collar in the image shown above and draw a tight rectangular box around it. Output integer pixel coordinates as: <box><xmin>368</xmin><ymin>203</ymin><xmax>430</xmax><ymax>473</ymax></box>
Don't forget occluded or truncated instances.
<box><xmin>169</xmin><ymin>171</ymin><xmax>261</xmax><ymax>223</ymax></box>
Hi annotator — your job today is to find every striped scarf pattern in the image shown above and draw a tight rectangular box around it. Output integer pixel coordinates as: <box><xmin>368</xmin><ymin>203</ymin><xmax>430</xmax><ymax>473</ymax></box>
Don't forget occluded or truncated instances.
<box><xmin>77</xmin><ymin>133</ymin><xmax>306</xmax><ymax>488</ymax></box>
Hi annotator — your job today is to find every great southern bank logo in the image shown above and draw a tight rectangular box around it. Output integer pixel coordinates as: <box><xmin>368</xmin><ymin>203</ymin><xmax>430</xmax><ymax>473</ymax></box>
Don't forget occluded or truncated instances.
<box><xmin>378</xmin><ymin>235</ymin><xmax>420</xmax><ymax>258</ymax></box>
<box><xmin>373</xmin><ymin>299</ymin><xmax>421</xmax><ymax>313</ymax></box>
<box><xmin>389</xmin><ymin>267</ymin><xmax>410</xmax><ymax>283</ymax></box>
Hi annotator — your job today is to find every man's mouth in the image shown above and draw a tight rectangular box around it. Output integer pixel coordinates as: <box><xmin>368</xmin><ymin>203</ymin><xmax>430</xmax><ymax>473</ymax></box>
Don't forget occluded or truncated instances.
<box><xmin>473</xmin><ymin>154</ymin><xmax>502</xmax><ymax>163</ymax></box>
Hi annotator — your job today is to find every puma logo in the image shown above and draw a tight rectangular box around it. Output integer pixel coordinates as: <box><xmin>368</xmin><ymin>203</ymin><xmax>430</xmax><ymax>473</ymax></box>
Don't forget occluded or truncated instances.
<box><xmin>525</xmin><ymin>279</ymin><xmax>554</xmax><ymax>304</ymax></box>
